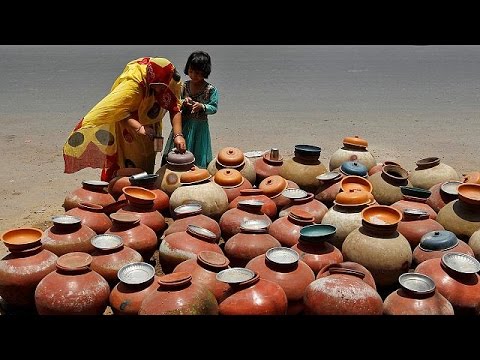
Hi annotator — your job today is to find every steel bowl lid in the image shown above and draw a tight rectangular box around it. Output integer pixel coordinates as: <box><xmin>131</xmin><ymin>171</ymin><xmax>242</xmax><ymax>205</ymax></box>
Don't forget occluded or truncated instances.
<box><xmin>340</xmin><ymin>161</ymin><xmax>368</xmax><ymax>177</ymax></box>
<box><xmin>440</xmin><ymin>181</ymin><xmax>462</xmax><ymax>196</ymax></box>
<box><xmin>82</xmin><ymin>180</ymin><xmax>109</xmax><ymax>187</ymax></box>
<box><xmin>118</xmin><ymin>262</ymin><xmax>155</xmax><ymax>285</ymax></box>
<box><xmin>442</xmin><ymin>252</ymin><xmax>480</xmax><ymax>274</ymax></box>
<box><xmin>398</xmin><ymin>273</ymin><xmax>435</xmax><ymax>294</ymax></box>
<box><xmin>56</xmin><ymin>252</ymin><xmax>92</xmax><ymax>271</ymax></box>
<box><xmin>400</xmin><ymin>186</ymin><xmax>431</xmax><ymax>199</ymax></box>
<box><xmin>266</xmin><ymin>247</ymin><xmax>299</xmax><ymax>265</ymax></box>
<box><xmin>419</xmin><ymin>230</ymin><xmax>458</xmax><ymax>251</ymax></box>
<box><xmin>216</xmin><ymin>267</ymin><xmax>256</xmax><ymax>284</ymax></box>
<box><xmin>186</xmin><ymin>224</ymin><xmax>217</xmax><ymax>240</ymax></box>
<box><xmin>281</xmin><ymin>188</ymin><xmax>308</xmax><ymax>199</ymax></box>
<box><xmin>299</xmin><ymin>224</ymin><xmax>336</xmax><ymax>242</ymax></box>
<box><xmin>240</xmin><ymin>219</ymin><xmax>270</xmax><ymax>233</ymax></box>
<box><xmin>91</xmin><ymin>234</ymin><xmax>123</xmax><ymax>250</ymax></box>
<box><xmin>316</xmin><ymin>171</ymin><xmax>342</xmax><ymax>182</ymax></box>
<box><xmin>52</xmin><ymin>215</ymin><xmax>82</xmax><ymax>226</ymax></box>
<box><xmin>173</xmin><ymin>203</ymin><xmax>203</xmax><ymax>216</ymax></box>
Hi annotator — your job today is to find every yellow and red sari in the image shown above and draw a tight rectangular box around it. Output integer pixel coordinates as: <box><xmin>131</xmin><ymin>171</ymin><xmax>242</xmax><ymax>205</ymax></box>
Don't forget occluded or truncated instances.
<box><xmin>63</xmin><ymin>57</ymin><xmax>182</xmax><ymax>181</ymax></box>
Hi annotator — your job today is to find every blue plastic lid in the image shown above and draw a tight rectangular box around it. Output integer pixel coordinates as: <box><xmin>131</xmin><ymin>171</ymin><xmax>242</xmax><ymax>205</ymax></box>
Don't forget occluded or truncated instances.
<box><xmin>340</xmin><ymin>161</ymin><xmax>368</xmax><ymax>177</ymax></box>
<box><xmin>419</xmin><ymin>230</ymin><xmax>458</xmax><ymax>251</ymax></box>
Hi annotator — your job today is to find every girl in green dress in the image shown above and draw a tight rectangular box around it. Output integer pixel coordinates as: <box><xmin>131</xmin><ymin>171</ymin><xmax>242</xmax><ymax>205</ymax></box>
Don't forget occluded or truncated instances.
<box><xmin>162</xmin><ymin>50</ymin><xmax>218</xmax><ymax>168</ymax></box>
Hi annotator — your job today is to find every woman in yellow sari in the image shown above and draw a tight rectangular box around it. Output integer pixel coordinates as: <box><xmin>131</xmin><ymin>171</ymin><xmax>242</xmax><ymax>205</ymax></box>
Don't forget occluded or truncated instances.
<box><xmin>63</xmin><ymin>57</ymin><xmax>186</xmax><ymax>181</ymax></box>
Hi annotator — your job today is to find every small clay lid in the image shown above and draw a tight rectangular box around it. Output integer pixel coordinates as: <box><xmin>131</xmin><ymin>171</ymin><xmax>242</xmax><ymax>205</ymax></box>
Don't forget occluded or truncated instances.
<box><xmin>398</xmin><ymin>273</ymin><xmax>435</xmax><ymax>295</ymax></box>
<box><xmin>342</xmin><ymin>135</ymin><xmax>368</xmax><ymax>148</ymax></box>
<box><xmin>340</xmin><ymin>175</ymin><xmax>373</xmax><ymax>193</ymax></box>
<box><xmin>122</xmin><ymin>186</ymin><xmax>157</xmax><ymax>204</ymax></box>
<box><xmin>173</xmin><ymin>203</ymin><xmax>203</xmax><ymax>217</ymax></box>
<box><xmin>158</xmin><ymin>272</ymin><xmax>192</xmax><ymax>286</ymax></box>
<box><xmin>316</xmin><ymin>171</ymin><xmax>342</xmax><ymax>182</ymax></box>
<box><xmin>334</xmin><ymin>190</ymin><xmax>371</xmax><ymax>207</ymax></box>
<box><xmin>288</xmin><ymin>208</ymin><xmax>315</xmax><ymax>222</ymax></box>
<box><xmin>166</xmin><ymin>149</ymin><xmax>195</xmax><ymax>166</ymax></box>
<box><xmin>240</xmin><ymin>219</ymin><xmax>270</xmax><ymax>233</ymax></box>
<box><xmin>118</xmin><ymin>262</ymin><xmax>155</xmax><ymax>285</ymax></box>
<box><xmin>441</xmin><ymin>252</ymin><xmax>480</xmax><ymax>274</ymax></box>
<box><xmin>266</xmin><ymin>247</ymin><xmax>299</xmax><ymax>265</ymax></box>
<box><xmin>419</xmin><ymin>230</ymin><xmax>459</xmax><ymax>251</ymax></box>
<box><xmin>400</xmin><ymin>186</ymin><xmax>431</xmax><ymax>199</ymax></box>
<box><xmin>213</xmin><ymin>168</ymin><xmax>244</xmax><ymax>187</ymax></box>
<box><xmin>294</xmin><ymin>144</ymin><xmax>321</xmax><ymax>158</ymax></box>
<box><xmin>416</xmin><ymin>157</ymin><xmax>440</xmax><ymax>168</ymax></box>
<box><xmin>361</xmin><ymin>205</ymin><xmax>402</xmax><ymax>227</ymax></box>
<box><xmin>440</xmin><ymin>181</ymin><xmax>462</xmax><ymax>196</ymax></box>
<box><xmin>340</xmin><ymin>161</ymin><xmax>368</xmax><ymax>177</ymax></box>
<box><xmin>281</xmin><ymin>188</ymin><xmax>308</xmax><ymax>200</ymax></box>
<box><xmin>110</xmin><ymin>212</ymin><xmax>141</xmax><ymax>224</ymax></box>
<box><xmin>56</xmin><ymin>252</ymin><xmax>92</xmax><ymax>271</ymax></box>
<box><xmin>259</xmin><ymin>175</ymin><xmax>288</xmax><ymax>198</ymax></box>
<box><xmin>197</xmin><ymin>251</ymin><xmax>230</xmax><ymax>269</ymax></box>
<box><xmin>457</xmin><ymin>183</ymin><xmax>480</xmax><ymax>206</ymax></box>
<box><xmin>299</xmin><ymin>224</ymin><xmax>336</xmax><ymax>243</ymax></box>
<box><xmin>1</xmin><ymin>227</ymin><xmax>43</xmax><ymax>250</ymax></box>
<box><xmin>180</xmin><ymin>168</ymin><xmax>212</xmax><ymax>185</ymax></box>
<box><xmin>52</xmin><ymin>215</ymin><xmax>82</xmax><ymax>226</ymax></box>
<box><xmin>216</xmin><ymin>267</ymin><xmax>256</xmax><ymax>284</ymax></box>
<box><xmin>217</xmin><ymin>147</ymin><xmax>245</xmax><ymax>167</ymax></box>
<box><xmin>91</xmin><ymin>234</ymin><xmax>123</xmax><ymax>251</ymax></box>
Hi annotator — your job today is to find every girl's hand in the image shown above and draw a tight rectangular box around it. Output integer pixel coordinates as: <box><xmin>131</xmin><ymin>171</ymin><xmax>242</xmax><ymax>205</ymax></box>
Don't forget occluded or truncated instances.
<box><xmin>191</xmin><ymin>101</ymin><xmax>205</xmax><ymax>113</ymax></box>
<box><xmin>182</xmin><ymin>97</ymin><xmax>193</xmax><ymax>110</ymax></box>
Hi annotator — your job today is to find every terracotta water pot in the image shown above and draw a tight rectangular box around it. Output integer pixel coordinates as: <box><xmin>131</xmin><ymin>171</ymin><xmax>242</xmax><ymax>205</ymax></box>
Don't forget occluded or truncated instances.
<box><xmin>396</xmin><ymin>209</ymin><xmax>444</xmax><ymax>250</ymax></box>
<box><xmin>369</xmin><ymin>165</ymin><xmax>411</xmax><ymax>205</ymax></box>
<box><xmin>212</xmin><ymin>168</ymin><xmax>253</xmax><ymax>203</ymax></box>
<box><xmin>207</xmin><ymin>147</ymin><xmax>257</xmax><ymax>185</ymax></box>
<box><xmin>254</xmin><ymin>148</ymin><xmax>284</xmax><ymax>185</ymax></box>
<box><xmin>164</xmin><ymin>203</ymin><xmax>221</xmax><ymax>240</ymax></box>
<box><xmin>279</xmin><ymin>190</ymin><xmax>328</xmax><ymax>224</ymax></box>
<box><xmin>269</xmin><ymin>208</ymin><xmax>315</xmax><ymax>247</ymax></box>
<box><xmin>259</xmin><ymin>175</ymin><xmax>300</xmax><ymax>211</ymax></box>
<box><xmin>329</xmin><ymin>136</ymin><xmax>377</xmax><ymax>171</ymax></box>
<box><xmin>409</xmin><ymin>157</ymin><xmax>459</xmax><ymax>190</ymax></box>
<box><xmin>228</xmin><ymin>188</ymin><xmax>277</xmax><ymax>219</ymax></box>
<box><xmin>316</xmin><ymin>261</ymin><xmax>377</xmax><ymax>290</ymax></box>
<box><xmin>66</xmin><ymin>202</ymin><xmax>113</xmax><ymax>234</ymax></box>
<box><xmin>63</xmin><ymin>180</ymin><xmax>116</xmax><ymax>211</ymax></box>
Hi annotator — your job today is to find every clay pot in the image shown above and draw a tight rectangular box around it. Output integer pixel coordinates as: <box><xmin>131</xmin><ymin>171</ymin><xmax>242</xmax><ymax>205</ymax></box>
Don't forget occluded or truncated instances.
<box><xmin>212</xmin><ymin>168</ymin><xmax>253</xmax><ymax>203</ymax></box>
<box><xmin>90</xmin><ymin>234</ymin><xmax>143</xmax><ymax>287</ymax></box>
<box><xmin>228</xmin><ymin>188</ymin><xmax>277</xmax><ymax>219</ymax></box>
<box><xmin>207</xmin><ymin>147</ymin><xmax>257</xmax><ymax>185</ymax></box>
<box><xmin>463</xmin><ymin>171</ymin><xmax>480</xmax><ymax>185</ymax></box>
<box><xmin>291</xmin><ymin>224</ymin><xmax>343</xmax><ymax>275</ymax></box>
<box><xmin>173</xmin><ymin>251</ymin><xmax>231</xmax><ymax>302</ymax></box>
<box><xmin>63</xmin><ymin>180</ymin><xmax>116</xmax><ymax>211</ymax></box>
<box><xmin>304</xmin><ymin>267</ymin><xmax>383</xmax><ymax>315</ymax></box>
<box><xmin>216</xmin><ymin>268</ymin><xmax>288</xmax><ymax>315</ymax></box>
<box><xmin>117</xmin><ymin>174</ymin><xmax>169</xmax><ymax>213</ymax></box>
<box><xmin>415</xmin><ymin>253</ymin><xmax>480</xmax><ymax>315</ymax></box>
<box><xmin>164</xmin><ymin>203</ymin><xmax>221</xmax><ymax>240</ymax></box>
<box><xmin>109</xmin><ymin>262</ymin><xmax>160</xmax><ymax>315</ymax></box>
<box><xmin>279</xmin><ymin>191</ymin><xmax>328</xmax><ymax>224</ymax></box>
<box><xmin>105</xmin><ymin>212</ymin><xmax>158</xmax><ymax>262</ymax></box>
<box><xmin>316</xmin><ymin>262</ymin><xmax>377</xmax><ymax>290</ymax></box>
<box><xmin>409</xmin><ymin>157</ymin><xmax>459</xmax><ymax>190</ymax></box>
<box><xmin>66</xmin><ymin>202</ymin><xmax>113</xmax><ymax>234</ymax></box>
<box><xmin>413</xmin><ymin>230</ymin><xmax>474</xmax><ymax>266</ymax></box>
<box><xmin>0</xmin><ymin>228</ymin><xmax>57</xmax><ymax>309</ymax></box>
<box><xmin>314</xmin><ymin>171</ymin><xmax>343</xmax><ymax>208</ymax></box>
<box><xmin>280</xmin><ymin>144</ymin><xmax>327</xmax><ymax>193</ymax></box>
<box><xmin>427</xmin><ymin>181</ymin><xmax>461</xmax><ymax>213</ymax></box>
<box><xmin>219</xmin><ymin>200</ymin><xmax>272</xmax><ymax>241</ymax></box>
<box><xmin>155</xmin><ymin>150</ymin><xmax>196</xmax><ymax>196</ymax></box>
<box><xmin>159</xmin><ymin>225</ymin><xmax>224</xmax><ymax>274</ymax></box>
<box><xmin>391</xmin><ymin>186</ymin><xmax>437</xmax><ymax>220</ymax></box>
<box><xmin>138</xmin><ymin>272</ymin><xmax>219</xmax><ymax>315</ymax></box>
<box><xmin>369</xmin><ymin>165</ymin><xmax>411</xmax><ymax>205</ymax></box>
<box><xmin>383</xmin><ymin>273</ymin><xmax>454</xmax><ymax>315</ymax></box>
<box><xmin>107</xmin><ymin>167</ymin><xmax>144</xmax><ymax>200</ymax></box>
<box><xmin>42</xmin><ymin>215</ymin><xmax>96</xmax><ymax>256</ymax></box>
<box><xmin>254</xmin><ymin>148</ymin><xmax>284</xmax><ymax>185</ymax></box>
<box><xmin>35</xmin><ymin>252</ymin><xmax>110</xmax><ymax>315</ymax></box>
<box><xmin>342</xmin><ymin>205</ymin><xmax>412</xmax><ymax>287</ymax></box>
<box><xmin>259</xmin><ymin>175</ymin><xmax>300</xmax><ymax>211</ymax></box>
<box><xmin>269</xmin><ymin>208</ymin><xmax>315</xmax><ymax>247</ymax></box>
<box><xmin>246</xmin><ymin>247</ymin><xmax>315</xmax><ymax>314</ymax></box>
<box><xmin>368</xmin><ymin>161</ymin><xmax>401</xmax><ymax>177</ymax></box>
<box><xmin>224</xmin><ymin>219</ymin><xmax>281</xmax><ymax>268</ymax></box>
<box><xmin>329</xmin><ymin>136</ymin><xmax>377</xmax><ymax>172</ymax></box>
<box><xmin>338</xmin><ymin>161</ymin><xmax>369</xmax><ymax>178</ymax></box>
<box><xmin>468</xmin><ymin>229</ymin><xmax>480</xmax><ymax>261</ymax></box>
<box><xmin>397</xmin><ymin>209</ymin><xmax>445</xmax><ymax>250</ymax></box>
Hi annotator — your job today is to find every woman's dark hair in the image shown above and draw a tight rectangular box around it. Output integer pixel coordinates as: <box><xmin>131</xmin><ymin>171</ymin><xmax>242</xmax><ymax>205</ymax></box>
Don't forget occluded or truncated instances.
<box><xmin>184</xmin><ymin>51</ymin><xmax>211</xmax><ymax>78</ymax></box>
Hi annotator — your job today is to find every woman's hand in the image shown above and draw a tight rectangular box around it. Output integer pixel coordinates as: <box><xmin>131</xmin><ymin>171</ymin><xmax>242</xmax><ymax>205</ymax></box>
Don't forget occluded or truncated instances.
<box><xmin>137</xmin><ymin>125</ymin><xmax>155</xmax><ymax>140</ymax></box>
<box><xmin>173</xmin><ymin>133</ymin><xmax>186</xmax><ymax>153</ymax></box>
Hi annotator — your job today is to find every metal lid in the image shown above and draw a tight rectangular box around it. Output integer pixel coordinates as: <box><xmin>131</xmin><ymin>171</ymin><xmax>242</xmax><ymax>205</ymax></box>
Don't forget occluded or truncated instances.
<box><xmin>398</xmin><ymin>273</ymin><xmax>435</xmax><ymax>295</ymax></box>
<box><xmin>400</xmin><ymin>186</ymin><xmax>431</xmax><ymax>199</ymax></box>
<box><xmin>240</xmin><ymin>219</ymin><xmax>270</xmax><ymax>233</ymax></box>
<box><xmin>237</xmin><ymin>199</ymin><xmax>264</xmax><ymax>208</ymax></box>
<box><xmin>299</xmin><ymin>224</ymin><xmax>336</xmax><ymax>242</ymax></box>
<box><xmin>340</xmin><ymin>161</ymin><xmax>368</xmax><ymax>177</ymax></box>
<box><xmin>440</xmin><ymin>181</ymin><xmax>462</xmax><ymax>196</ymax></box>
<box><xmin>129</xmin><ymin>173</ymin><xmax>159</xmax><ymax>186</ymax></box>
<box><xmin>244</xmin><ymin>150</ymin><xmax>266</xmax><ymax>158</ymax></box>
<box><xmin>419</xmin><ymin>230</ymin><xmax>459</xmax><ymax>251</ymax></box>
<box><xmin>216</xmin><ymin>267</ymin><xmax>256</xmax><ymax>284</ymax></box>
<box><xmin>316</xmin><ymin>171</ymin><xmax>343</xmax><ymax>182</ymax></box>
<box><xmin>197</xmin><ymin>251</ymin><xmax>230</xmax><ymax>269</ymax></box>
<box><xmin>118</xmin><ymin>262</ymin><xmax>155</xmax><ymax>285</ymax></box>
<box><xmin>281</xmin><ymin>188</ymin><xmax>308</xmax><ymax>199</ymax></box>
<box><xmin>52</xmin><ymin>215</ymin><xmax>82</xmax><ymax>226</ymax></box>
<box><xmin>109</xmin><ymin>212</ymin><xmax>140</xmax><ymax>224</ymax></box>
<box><xmin>82</xmin><ymin>180</ymin><xmax>109</xmax><ymax>187</ymax></box>
<box><xmin>265</xmin><ymin>247</ymin><xmax>299</xmax><ymax>265</ymax></box>
<box><xmin>56</xmin><ymin>252</ymin><xmax>92</xmax><ymax>271</ymax></box>
<box><xmin>91</xmin><ymin>234</ymin><xmax>123</xmax><ymax>251</ymax></box>
<box><xmin>186</xmin><ymin>224</ymin><xmax>217</xmax><ymax>241</ymax></box>
<box><xmin>441</xmin><ymin>253</ymin><xmax>480</xmax><ymax>274</ymax></box>
<box><xmin>174</xmin><ymin>203</ymin><xmax>203</xmax><ymax>217</ymax></box>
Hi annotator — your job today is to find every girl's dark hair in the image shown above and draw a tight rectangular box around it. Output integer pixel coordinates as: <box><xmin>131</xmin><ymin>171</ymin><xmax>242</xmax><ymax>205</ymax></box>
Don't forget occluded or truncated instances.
<box><xmin>184</xmin><ymin>51</ymin><xmax>211</xmax><ymax>78</ymax></box>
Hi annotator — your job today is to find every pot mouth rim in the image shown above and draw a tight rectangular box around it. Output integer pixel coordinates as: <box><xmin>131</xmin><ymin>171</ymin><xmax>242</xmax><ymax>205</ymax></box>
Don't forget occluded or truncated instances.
<box><xmin>216</xmin><ymin>267</ymin><xmax>256</xmax><ymax>284</ymax></box>
<box><xmin>265</xmin><ymin>247</ymin><xmax>299</xmax><ymax>265</ymax></box>
<box><xmin>117</xmin><ymin>262</ymin><xmax>155</xmax><ymax>285</ymax></box>
<box><xmin>441</xmin><ymin>252</ymin><xmax>480</xmax><ymax>274</ymax></box>
<box><xmin>398</xmin><ymin>273</ymin><xmax>436</xmax><ymax>294</ymax></box>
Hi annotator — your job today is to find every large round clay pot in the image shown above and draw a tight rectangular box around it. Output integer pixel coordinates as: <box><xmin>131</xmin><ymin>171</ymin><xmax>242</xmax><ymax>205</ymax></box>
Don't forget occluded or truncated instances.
<box><xmin>42</xmin><ymin>215</ymin><xmax>96</xmax><ymax>256</ymax></box>
<box><xmin>383</xmin><ymin>273</ymin><xmax>454</xmax><ymax>315</ymax></box>
<box><xmin>436</xmin><ymin>183</ymin><xmax>480</xmax><ymax>240</ymax></box>
<box><xmin>254</xmin><ymin>148</ymin><xmax>284</xmax><ymax>185</ymax></box>
<box><xmin>169</xmin><ymin>168</ymin><xmax>229</xmax><ymax>220</ymax></box>
<box><xmin>391</xmin><ymin>186</ymin><xmax>437</xmax><ymax>220</ymax></box>
<box><xmin>259</xmin><ymin>175</ymin><xmax>300</xmax><ymax>211</ymax></box>
<box><xmin>219</xmin><ymin>200</ymin><xmax>272</xmax><ymax>241</ymax></box>
<box><xmin>413</xmin><ymin>230</ymin><xmax>474</xmax><ymax>266</ymax></box>
<box><xmin>316</xmin><ymin>261</ymin><xmax>377</xmax><ymax>290</ymax></box>
<box><xmin>328</xmin><ymin>136</ymin><xmax>377</xmax><ymax>172</ymax></box>
<box><xmin>173</xmin><ymin>251</ymin><xmax>230</xmax><ymax>302</ymax></box>
<box><xmin>138</xmin><ymin>272</ymin><xmax>219</xmax><ymax>315</ymax></box>
<box><xmin>246</xmin><ymin>247</ymin><xmax>315</xmax><ymax>314</ymax></box>
<box><xmin>155</xmin><ymin>150</ymin><xmax>196</xmax><ymax>196</ymax></box>
<box><xmin>269</xmin><ymin>208</ymin><xmax>315</xmax><ymax>247</ymax></box>
<box><xmin>63</xmin><ymin>180</ymin><xmax>116</xmax><ymax>211</ymax></box>
<box><xmin>66</xmin><ymin>202</ymin><xmax>113</xmax><ymax>234</ymax></box>
<box><xmin>0</xmin><ymin>228</ymin><xmax>57</xmax><ymax>309</ymax></box>
<box><xmin>109</xmin><ymin>262</ymin><xmax>160</xmax><ymax>315</ymax></box>
<box><xmin>415</xmin><ymin>253</ymin><xmax>480</xmax><ymax>315</ymax></box>
<box><xmin>427</xmin><ymin>181</ymin><xmax>461</xmax><ymax>213</ymax></box>
<box><xmin>469</xmin><ymin>229</ymin><xmax>480</xmax><ymax>262</ymax></box>
<box><xmin>117</xmin><ymin>174</ymin><xmax>169</xmax><ymax>213</ymax></box>
<box><xmin>164</xmin><ymin>203</ymin><xmax>221</xmax><ymax>240</ymax></box>
<box><xmin>207</xmin><ymin>147</ymin><xmax>256</xmax><ymax>185</ymax></box>
<box><xmin>303</xmin><ymin>267</ymin><xmax>383</xmax><ymax>315</ymax></box>
<box><xmin>216</xmin><ymin>268</ymin><xmax>288</xmax><ymax>315</ymax></box>
<box><xmin>212</xmin><ymin>168</ymin><xmax>253</xmax><ymax>203</ymax></box>
<box><xmin>397</xmin><ymin>209</ymin><xmax>445</xmax><ymax>250</ymax></box>
<box><xmin>280</xmin><ymin>145</ymin><xmax>327</xmax><ymax>193</ymax></box>
<box><xmin>409</xmin><ymin>157</ymin><xmax>459</xmax><ymax>190</ymax></box>
<box><xmin>369</xmin><ymin>165</ymin><xmax>412</xmax><ymax>205</ymax></box>
<box><xmin>34</xmin><ymin>252</ymin><xmax>110</xmax><ymax>315</ymax></box>
<box><xmin>105</xmin><ymin>212</ymin><xmax>158</xmax><ymax>263</ymax></box>
<box><xmin>90</xmin><ymin>234</ymin><xmax>143</xmax><ymax>287</ymax></box>
<box><xmin>291</xmin><ymin>224</ymin><xmax>343</xmax><ymax>275</ymax></box>
<box><xmin>107</xmin><ymin>167</ymin><xmax>144</xmax><ymax>200</ymax></box>
<box><xmin>342</xmin><ymin>205</ymin><xmax>412</xmax><ymax>287</ymax></box>
<box><xmin>224</xmin><ymin>219</ymin><xmax>280</xmax><ymax>268</ymax></box>
<box><xmin>159</xmin><ymin>225</ymin><xmax>224</xmax><ymax>274</ymax></box>
<box><xmin>314</xmin><ymin>171</ymin><xmax>343</xmax><ymax>208</ymax></box>
<box><xmin>228</xmin><ymin>188</ymin><xmax>277</xmax><ymax>219</ymax></box>
<box><xmin>279</xmin><ymin>190</ymin><xmax>328</xmax><ymax>224</ymax></box>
